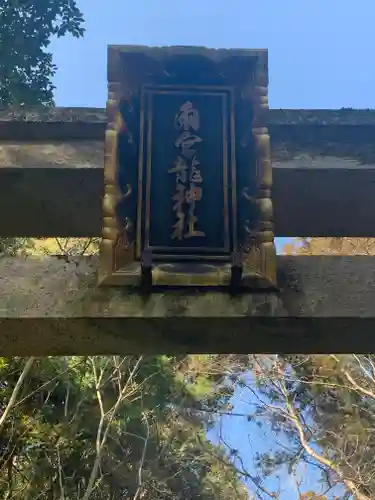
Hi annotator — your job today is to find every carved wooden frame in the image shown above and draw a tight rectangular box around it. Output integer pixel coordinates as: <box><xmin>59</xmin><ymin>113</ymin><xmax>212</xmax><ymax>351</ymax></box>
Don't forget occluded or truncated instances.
<box><xmin>99</xmin><ymin>47</ymin><xmax>140</xmax><ymax>286</ymax></box>
<box><xmin>240</xmin><ymin>50</ymin><xmax>277</xmax><ymax>289</ymax></box>
<box><xmin>98</xmin><ymin>46</ymin><xmax>277</xmax><ymax>289</ymax></box>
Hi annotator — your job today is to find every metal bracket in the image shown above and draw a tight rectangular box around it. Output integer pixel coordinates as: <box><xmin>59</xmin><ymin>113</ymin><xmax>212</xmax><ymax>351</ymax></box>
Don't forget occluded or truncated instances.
<box><xmin>230</xmin><ymin>250</ymin><xmax>243</xmax><ymax>293</ymax></box>
<box><xmin>140</xmin><ymin>248</ymin><xmax>153</xmax><ymax>292</ymax></box>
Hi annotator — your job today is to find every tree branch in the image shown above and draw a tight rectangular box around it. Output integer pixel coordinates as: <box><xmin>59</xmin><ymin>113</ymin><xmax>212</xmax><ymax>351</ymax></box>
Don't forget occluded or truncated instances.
<box><xmin>0</xmin><ymin>357</ymin><xmax>35</xmax><ymax>433</ymax></box>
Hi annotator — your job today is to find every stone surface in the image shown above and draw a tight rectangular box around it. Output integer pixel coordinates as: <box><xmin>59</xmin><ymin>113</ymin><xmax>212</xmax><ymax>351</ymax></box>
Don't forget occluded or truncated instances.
<box><xmin>0</xmin><ymin>256</ymin><xmax>282</xmax><ymax>318</ymax></box>
<box><xmin>3</xmin><ymin>141</ymin><xmax>375</xmax><ymax>170</ymax></box>
<box><xmin>1</xmin><ymin>160</ymin><xmax>375</xmax><ymax>238</ymax></box>
<box><xmin>2</xmin><ymin>107</ymin><xmax>375</xmax><ymax>125</ymax></box>
<box><xmin>1</xmin><ymin>255</ymin><xmax>373</xmax><ymax>318</ymax></box>
<box><xmin>0</xmin><ymin>256</ymin><xmax>374</xmax><ymax>355</ymax></box>
<box><xmin>2</xmin><ymin>141</ymin><xmax>375</xmax><ymax>170</ymax></box>
<box><xmin>268</xmin><ymin>108</ymin><xmax>375</xmax><ymax>125</ymax></box>
<box><xmin>0</xmin><ymin>141</ymin><xmax>103</xmax><ymax>168</ymax></box>
<box><xmin>1</xmin><ymin>107</ymin><xmax>374</xmax><ymax>355</ymax></box>
<box><xmin>0</xmin><ymin>107</ymin><xmax>107</xmax><ymax>123</ymax></box>
<box><xmin>1</xmin><ymin>108</ymin><xmax>375</xmax><ymax>237</ymax></box>
<box><xmin>2</xmin><ymin>107</ymin><xmax>375</xmax><ymax>162</ymax></box>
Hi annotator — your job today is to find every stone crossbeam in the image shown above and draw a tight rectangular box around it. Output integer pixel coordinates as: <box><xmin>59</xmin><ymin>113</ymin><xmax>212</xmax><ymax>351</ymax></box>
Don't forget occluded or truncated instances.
<box><xmin>1</xmin><ymin>108</ymin><xmax>375</xmax><ymax>238</ymax></box>
<box><xmin>1</xmin><ymin>256</ymin><xmax>374</xmax><ymax>355</ymax></box>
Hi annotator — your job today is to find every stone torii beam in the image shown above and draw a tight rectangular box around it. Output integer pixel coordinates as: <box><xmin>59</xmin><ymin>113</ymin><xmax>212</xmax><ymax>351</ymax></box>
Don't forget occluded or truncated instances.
<box><xmin>0</xmin><ymin>255</ymin><xmax>374</xmax><ymax>355</ymax></box>
<box><xmin>0</xmin><ymin>108</ymin><xmax>375</xmax><ymax>238</ymax></box>
<box><xmin>1</xmin><ymin>107</ymin><xmax>375</xmax><ymax>355</ymax></box>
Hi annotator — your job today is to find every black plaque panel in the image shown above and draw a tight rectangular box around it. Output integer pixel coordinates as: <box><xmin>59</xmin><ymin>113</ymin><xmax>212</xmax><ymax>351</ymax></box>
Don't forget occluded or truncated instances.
<box><xmin>136</xmin><ymin>85</ymin><xmax>237</xmax><ymax>261</ymax></box>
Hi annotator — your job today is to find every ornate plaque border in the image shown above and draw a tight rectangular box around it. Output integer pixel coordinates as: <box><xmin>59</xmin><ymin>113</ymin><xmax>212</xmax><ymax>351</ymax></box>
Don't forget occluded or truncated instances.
<box><xmin>136</xmin><ymin>84</ymin><xmax>237</xmax><ymax>261</ymax></box>
<box><xmin>98</xmin><ymin>45</ymin><xmax>277</xmax><ymax>290</ymax></box>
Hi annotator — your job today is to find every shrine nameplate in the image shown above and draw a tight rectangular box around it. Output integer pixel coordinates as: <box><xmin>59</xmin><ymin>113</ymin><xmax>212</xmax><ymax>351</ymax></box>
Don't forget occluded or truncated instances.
<box><xmin>137</xmin><ymin>86</ymin><xmax>235</xmax><ymax>261</ymax></box>
<box><xmin>99</xmin><ymin>45</ymin><xmax>277</xmax><ymax>290</ymax></box>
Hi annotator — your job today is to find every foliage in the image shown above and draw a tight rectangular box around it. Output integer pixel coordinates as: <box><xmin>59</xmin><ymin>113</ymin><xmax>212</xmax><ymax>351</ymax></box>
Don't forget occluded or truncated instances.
<box><xmin>299</xmin><ymin>493</ymin><xmax>328</xmax><ymax>500</ymax></box>
<box><xmin>0</xmin><ymin>0</ymin><xmax>84</xmax><ymax>106</ymax></box>
<box><xmin>249</xmin><ymin>354</ymin><xmax>375</xmax><ymax>499</ymax></box>
<box><xmin>284</xmin><ymin>237</ymin><xmax>375</xmax><ymax>256</ymax></box>
<box><xmin>215</xmin><ymin>354</ymin><xmax>371</xmax><ymax>498</ymax></box>
<box><xmin>0</xmin><ymin>238</ymin><xmax>35</xmax><ymax>256</ymax></box>
<box><xmin>226</xmin><ymin>236</ymin><xmax>375</xmax><ymax>499</ymax></box>
<box><xmin>213</xmin><ymin>233</ymin><xmax>375</xmax><ymax>498</ymax></box>
<box><xmin>0</xmin><ymin>356</ymin><xmax>249</xmax><ymax>500</ymax></box>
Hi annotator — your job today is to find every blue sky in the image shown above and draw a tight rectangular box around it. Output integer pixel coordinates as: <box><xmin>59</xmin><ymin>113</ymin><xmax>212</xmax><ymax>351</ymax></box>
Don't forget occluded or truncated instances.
<box><xmin>50</xmin><ymin>1</ymin><xmax>369</xmax><ymax>496</ymax></box>
<box><xmin>52</xmin><ymin>0</ymin><xmax>375</xmax><ymax>110</ymax></box>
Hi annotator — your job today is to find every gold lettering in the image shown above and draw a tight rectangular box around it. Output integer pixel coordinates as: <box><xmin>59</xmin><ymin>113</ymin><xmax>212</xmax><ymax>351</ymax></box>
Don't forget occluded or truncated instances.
<box><xmin>170</xmin><ymin>101</ymin><xmax>205</xmax><ymax>240</ymax></box>
<box><xmin>171</xmin><ymin>212</ymin><xmax>185</xmax><ymax>240</ymax></box>
<box><xmin>189</xmin><ymin>156</ymin><xmax>202</xmax><ymax>183</ymax></box>
<box><xmin>168</xmin><ymin>156</ymin><xmax>189</xmax><ymax>184</ymax></box>
<box><xmin>184</xmin><ymin>184</ymin><xmax>205</xmax><ymax>238</ymax></box>
<box><xmin>171</xmin><ymin>183</ymin><xmax>186</xmax><ymax>240</ymax></box>
<box><xmin>172</xmin><ymin>182</ymin><xmax>186</xmax><ymax>205</ymax></box>
<box><xmin>185</xmin><ymin>211</ymin><xmax>205</xmax><ymax>238</ymax></box>
<box><xmin>190</xmin><ymin>167</ymin><xmax>202</xmax><ymax>183</ymax></box>
<box><xmin>191</xmin><ymin>156</ymin><xmax>200</xmax><ymax>167</ymax></box>
<box><xmin>175</xmin><ymin>131</ymin><xmax>202</xmax><ymax>159</ymax></box>
<box><xmin>175</xmin><ymin>101</ymin><xmax>200</xmax><ymax>131</ymax></box>
<box><xmin>186</xmin><ymin>185</ymin><xmax>202</xmax><ymax>202</ymax></box>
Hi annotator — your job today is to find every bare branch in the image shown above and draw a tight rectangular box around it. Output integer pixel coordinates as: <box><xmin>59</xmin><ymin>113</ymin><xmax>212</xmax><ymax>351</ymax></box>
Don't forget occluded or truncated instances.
<box><xmin>0</xmin><ymin>357</ymin><xmax>35</xmax><ymax>432</ymax></box>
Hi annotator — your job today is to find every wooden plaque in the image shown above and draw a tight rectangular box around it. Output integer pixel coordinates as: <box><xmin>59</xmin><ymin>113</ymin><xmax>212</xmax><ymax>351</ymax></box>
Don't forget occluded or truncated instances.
<box><xmin>99</xmin><ymin>45</ymin><xmax>277</xmax><ymax>290</ymax></box>
<box><xmin>137</xmin><ymin>85</ymin><xmax>235</xmax><ymax>260</ymax></box>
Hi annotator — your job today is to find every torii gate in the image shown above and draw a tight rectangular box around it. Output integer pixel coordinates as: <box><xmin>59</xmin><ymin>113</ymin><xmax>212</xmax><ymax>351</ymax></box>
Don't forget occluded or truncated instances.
<box><xmin>0</xmin><ymin>45</ymin><xmax>374</xmax><ymax>355</ymax></box>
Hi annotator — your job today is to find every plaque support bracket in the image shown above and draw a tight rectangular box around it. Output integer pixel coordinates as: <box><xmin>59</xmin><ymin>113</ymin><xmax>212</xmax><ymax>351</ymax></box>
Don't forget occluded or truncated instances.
<box><xmin>140</xmin><ymin>249</ymin><xmax>153</xmax><ymax>292</ymax></box>
<box><xmin>230</xmin><ymin>251</ymin><xmax>243</xmax><ymax>293</ymax></box>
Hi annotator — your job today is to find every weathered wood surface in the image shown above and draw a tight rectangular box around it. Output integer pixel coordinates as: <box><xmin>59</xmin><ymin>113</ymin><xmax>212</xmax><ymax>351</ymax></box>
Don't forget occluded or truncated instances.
<box><xmin>1</xmin><ymin>108</ymin><xmax>375</xmax><ymax>238</ymax></box>
<box><xmin>0</xmin><ymin>255</ymin><xmax>374</xmax><ymax>355</ymax></box>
